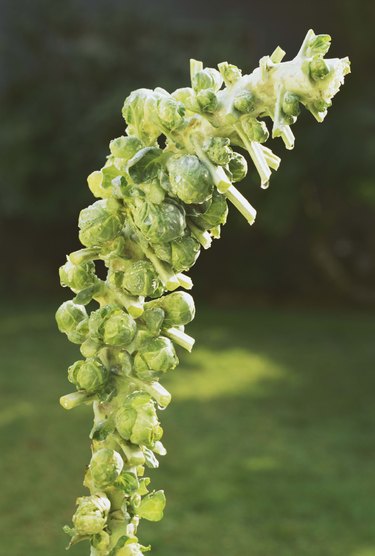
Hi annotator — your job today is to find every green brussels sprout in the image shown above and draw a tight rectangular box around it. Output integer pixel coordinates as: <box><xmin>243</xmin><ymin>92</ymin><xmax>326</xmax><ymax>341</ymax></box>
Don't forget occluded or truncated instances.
<box><xmin>241</xmin><ymin>117</ymin><xmax>269</xmax><ymax>143</ymax></box>
<box><xmin>87</xmin><ymin>171</ymin><xmax>108</xmax><ymax>199</ymax></box>
<box><xmin>134</xmin><ymin>336</ymin><xmax>178</xmax><ymax>374</ymax></box>
<box><xmin>218</xmin><ymin>61</ymin><xmax>242</xmax><ymax>85</ymax></box>
<box><xmin>59</xmin><ymin>259</ymin><xmax>97</xmax><ymax>293</ymax></box>
<box><xmin>72</xmin><ymin>495</ymin><xmax>110</xmax><ymax>536</ymax></box>
<box><xmin>115</xmin><ymin>391</ymin><xmax>163</xmax><ymax>448</ymax></box>
<box><xmin>157</xmin><ymin>97</ymin><xmax>185</xmax><ymax>130</ymax></box>
<box><xmin>170</xmin><ymin>236</ymin><xmax>200</xmax><ymax>272</ymax></box>
<box><xmin>137</xmin><ymin>490</ymin><xmax>166</xmax><ymax>522</ymax></box>
<box><xmin>78</xmin><ymin>200</ymin><xmax>123</xmax><ymax>248</ymax></box>
<box><xmin>192</xmin><ymin>68</ymin><xmax>223</xmax><ymax>92</ymax></box>
<box><xmin>122</xmin><ymin>88</ymin><xmax>160</xmax><ymax>145</ymax></box>
<box><xmin>308</xmin><ymin>34</ymin><xmax>331</xmax><ymax>56</ymax></box>
<box><xmin>196</xmin><ymin>89</ymin><xmax>218</xmax><ymax>113</ymax></box>
<box><xmin>142</xmin><ymin>307</ymin><xmax>165</xmax><ymax>336</ymax></box>
<box><xmin>191</xmin><ymin>189</ymin><xmax>228</xmax><ymax>229</ymax></box>
<box><xmin>68</xmin><ymin>357</ymin><xmax>108</xmax><ymax>394</ymax></box>
<box><xmin>310</xmin><ymin>56</ymin><xmax>330</xmax><ymax>80</ymax></box>
<box><xmin>203</xmin><ymin>137</ymin><xmax>232</xmax><ymax>166</ymax></box>
<box><xmin>127</xmin><ymin>147</ymin><xmax>164</xmax><ymax>184</ymax></box>
<box><xmin>167</xmin><ymin>154</ymin><xmax>214</xmax><ymax>204</ymax></box>
<box><xmin>157</xmin><ymin>291</ymin><xmax>195</xmax><ymax>327</ymax></box>
<box><xmin>132</xmin><ymin>199</ymin><xmax>186</xmax><ymax>243</ymax></box>
<box><xmin>109</xmin><ymin>136</ymin><xmax>143</xmax><ymax>160</ymax></box>
<box><xmin>89</xmin><ymin>448</ymin><xmax>124</xmax><ymax>489</ymax></box>
<box><xmin>116</xmin><ymin>471</ymin><xmax>139</xmax><ymax>494</ymax></box>
<box><xmin>55</xmin><ymin>301</ymin><xmax>88</xmax><ymax>344</ymax></box>
<box><xmin>122</xmin><ymin>260</ymin><xmax>161</xmax><ymax>297</ymax></box>
<box><xmin>282</xmin><ymin>92</ymin><xmax>301</xmax><ymax>117</ymax></box>
<box><xmin>89</xmin><ymin>306</ymin><xmax>137</xmax><ymax>347</ymax></box>
<box><xmin>233</xmin><ymin>91</ymin><xmax>256</xmax><ymax>113</ymax></box>
<box><xmin>228</xmin><ymin>151</ymin><xmax>248</xmax><ymax>183</ymax></box>
<box><xmin>103</xmin><ymin>310</ymin><xmax>137</xmax><ymax>347</ymax></box>
<box><xmin>171</xmin><ymin>87</ymin><xmax>199</xmax><ymax>112</ymax></box>
<box><xmin>80</xmin><ymin>337</ymin><xmax>102</xmax><ymax>358</ymax></box>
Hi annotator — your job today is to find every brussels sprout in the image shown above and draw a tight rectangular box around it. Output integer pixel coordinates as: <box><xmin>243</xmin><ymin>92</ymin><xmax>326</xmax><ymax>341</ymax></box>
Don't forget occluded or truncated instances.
<box><xmin>134</xmin><ymin>336</ymin><xmax>178</xmax><ymax>374</ymax></box>
<box><xmin>72</xmin><ymin>495</ymin><xmax>110</xmax><ymax>536</ymax></box>
<box><xmin>78</xmin><ymin>200</ymin><xmax>123</xmax><ymax>248</ymax></box>
<box><xmin>167</xmin><ymin>155</ymin><xmax>214</xmax><ymax>204</ymax></box>
<box><xmin>142</xmin><ymin>307</ymin><xmax>165</xmax><ymax>336</ymax></box>
<box><xmin>196</xmin><ymin>89</ymin><xmax>218</xmax><ymax>113</ymax></box>
<box><xmin>116</xmin><ymin>471</ymin><xmax>139</xmax><ymax>494</ymax></box>
<box><xmin>218</xmin><ymin>61</ymin><xmax>242</xmax><ymax>85</ymax></box>
<box><xmin>127</xmin><ymin>147</ymin><xmax>164</xmax><ymax>184</ymax></box>
<box><xmin>87</xmin><ymin>171</ymin><xmax>108</xmax><ymax>199</ymax></box>
<box><xmin>157</xmin><ymin>291</ymin><xmax>195</xmax><ymax>327</ymax></box>
<box><xmin>171</xmin><ymin>87</ymin><xmax>199</xmax><ymax>112</ymax></box>
<box><xmin>203</xmin><ymin>137</ymin><xmax>232</xmax><ymax>166</ymax></box>
<box><xmin>137</xmin><ymin>490</ymin><xmax>166</xmax><ymax>522</ymax></box>
<box><xmin>233</xmin><ymin>91</ymin><xmax>256</xmax><ymax>113</ymax></box>
<box><xmin>192</xmin><ymin>68</ymin><xmax>223</xmax><ymax>92</ymax></box>
<box><xmin>308</xmin><ymin>34</ymin><xmax>331</xmax><ymax>56</ymax></box>
<box><xmin>102</xmin><ymin>159</ymin><xmax>124</xmax><ymax>186</ymax></box>
<box><xmin>122</xmin><ymin>88</ymin><xmax>160</xmax><ymax>144</ymax></box>
<box><xmin>241</xmin><ymin>117</ymin><xmax>269</xmax><ymax>143</ymax></box>
<box><xmin>89</xmin><ymin>306</ymin><xmax>137</xmax><ymax>347</ymax></box>
<box><xmin>109</xmin><ymin>135</ymin><xmax>143</xmax><ymax>160</ymax></box>
<box><xmin>310</xmin><ymin>56</ymin><xmax>330</xmax><ymax>80</ymax></box>
<box><xmin>115</xmin><ymin>391</ymin><xmax>163</xmax><ymax>448</ymax></box>
<box><xmin>89</xmin><ymin>448</ymin><xmax>124</xmax><ymax>489</ymax></box>
<box><xmin>68</xmin><ymin>357</ymin><xmax>108</xmax><ymax>394</ymax></box>
<box><xmin>132</xmin><ymin>199</ymin><xmax>186</xmax><ymax>243</ymax></box>
<box><xmin>88</xmin><ymin>305</ymin><xmax>113</xmax><ymax>340</ymax></box>
<box><xmin>103</xmin><ymin>310</ymin><xmax>137</xmax><ymax>346</ymax></box>
<box><xmin>228</xmin><ymin>151</ymin><xmax>248</xmax><ymax>183</ymax></box>
<box><xmin>191</xmin><ymin>189</ymin><xmax>228</xmax><ymax>229</ymax></box>
<box><xmin>55</xmin><ymin>301</ymin><xmax>88</xmax><ymax>344</ymax></box>
<box><xmin>157</xmin><ymin>97</ymin><xmax>185</xmax><ymax>130</ymax></box>
<box><xmin>282</xmin><ymin>92</ymin><xmax>301</xmax><ymax>117</ymax></box>
<box><xmin>170</xmin><ymin>236</ymin><xmax>200</xmax><ymax>272</ymax></box>
<box><xmin>122</xmin><ymin>260</ymin><xmax>160</xmax><ymax>297</ymax></box>
<box><xmin>80</xmin><ymin>337</ymin><xmax>102</xmax><ymax>358</ymax></box>
<box><xmin>59</xmin><ymin>259</ymin><xmax>97</xmax><ymax>293</ymax></box>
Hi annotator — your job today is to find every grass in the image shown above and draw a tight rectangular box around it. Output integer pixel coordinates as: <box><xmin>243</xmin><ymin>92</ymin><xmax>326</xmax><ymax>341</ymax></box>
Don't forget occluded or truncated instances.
<box><xmin>1</xmin><ymin>303</ymin><xmax>375</xmax><ymax>555</ymax></box>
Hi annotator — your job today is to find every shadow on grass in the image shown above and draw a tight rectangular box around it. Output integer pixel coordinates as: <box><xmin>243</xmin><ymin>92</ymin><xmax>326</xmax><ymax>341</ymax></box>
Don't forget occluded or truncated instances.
<box><xmin>1</xmin><ymin>305</ymin><xmax>375</xmax><ymax>555</ymax></box>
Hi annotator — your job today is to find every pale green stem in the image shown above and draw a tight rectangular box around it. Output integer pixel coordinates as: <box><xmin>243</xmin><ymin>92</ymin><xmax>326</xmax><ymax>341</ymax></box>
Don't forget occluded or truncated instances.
<box><xmin>190</xmin><ymin>59</ymin><xmax>203</xmax><ymax>82</ymax></box>
<box><xmin>131</xmin><ymin>378</ymin><xmax>172</xmax><ymax>408</ymax></box>
<box><xmin>260</xmin><ymin>145</ymin><xmax>281</xmax><ymax>170</ymax></box>
<box><xmin>187</xmin><ymin>220</ymin><xmax>212</xmax><ymax>249</ymax></box>
<box><xmin>234</xmin><ymin>123</ymin><xmax>271</xmax><ymax>186</ymax></box>
<box><xmin>176</xmin><ymin>273</ymin><xmax>193</xmax><ymax>290</ymax></box>
<box><xmin>60</xmin><ymin>391</ymin><xmax>94</xmax><ymax>410</ymax></box>
<box><xmin>164</xmin><ymin>327</ymin><xmax>195</xmax><ymax>352</ymax></box>
<box><xmin>224</xmin><ymin>185</ymin><xmax>257</xmax><ymax>225</ymax></box>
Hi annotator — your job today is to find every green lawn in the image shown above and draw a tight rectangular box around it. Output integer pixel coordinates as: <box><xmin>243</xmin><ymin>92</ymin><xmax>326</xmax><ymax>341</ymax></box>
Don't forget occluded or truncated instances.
<box><xmin>1</xmin><ymin>304</ymin><xmax>375</xmax><ymax>556</ymax></box>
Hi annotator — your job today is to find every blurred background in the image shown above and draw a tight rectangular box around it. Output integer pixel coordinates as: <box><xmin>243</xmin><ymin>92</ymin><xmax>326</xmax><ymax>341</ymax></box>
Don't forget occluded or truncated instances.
<box><xmin>1</xmin><ymin>0</ymin><xmax>375</xmax><ymax>555</ymax></box>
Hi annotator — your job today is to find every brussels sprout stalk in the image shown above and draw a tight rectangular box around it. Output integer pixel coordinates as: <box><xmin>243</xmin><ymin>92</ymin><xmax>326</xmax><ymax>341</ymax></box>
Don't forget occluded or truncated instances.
<box><xmin>57</xmin><ymin>29</ymin><xmax>349</xmax><ymax>555</ymax></box>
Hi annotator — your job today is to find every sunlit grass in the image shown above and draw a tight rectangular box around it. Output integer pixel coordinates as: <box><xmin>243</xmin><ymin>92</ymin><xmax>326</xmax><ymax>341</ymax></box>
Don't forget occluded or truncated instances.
<box><xmin>1</xmin><ymin>304</ymin><xmax>375</xmax><ymax>555</ymax></box>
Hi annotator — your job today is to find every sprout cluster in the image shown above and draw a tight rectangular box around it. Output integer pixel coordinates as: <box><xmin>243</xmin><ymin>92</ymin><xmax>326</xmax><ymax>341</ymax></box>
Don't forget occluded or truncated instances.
<box><xmin>56</xmin><ymin>29</ymin><xmax>349</xmax><ymax>555</ymax></box>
